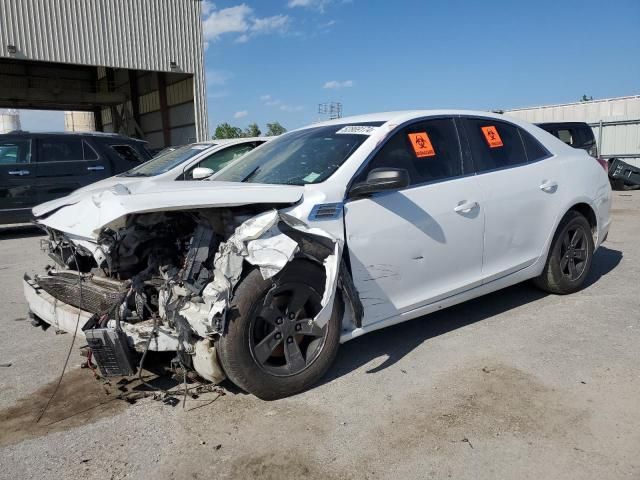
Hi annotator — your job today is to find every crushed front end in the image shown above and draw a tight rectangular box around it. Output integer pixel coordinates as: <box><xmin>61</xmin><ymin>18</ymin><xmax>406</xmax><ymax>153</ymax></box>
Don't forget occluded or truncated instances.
<box><xmin>25</xmin><ymin>206</ymin><xmax>358</xmax><ymax>385</ymax></box>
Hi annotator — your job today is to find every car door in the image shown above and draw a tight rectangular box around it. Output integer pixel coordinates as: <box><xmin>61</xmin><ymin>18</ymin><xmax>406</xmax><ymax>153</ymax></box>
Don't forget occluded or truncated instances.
<box><xmin>0</xmin><ymin>136</ymin><xmax>36</xmax><ymax>221</ymax></box>
<box><xmin>34</xmin><ymin>135</ymin><xmax>111</xmax><ymax>204</ymax></box>
<box><xmin>460</xmin><ymin>117</ymin><xmax>559</xmax><ymax>282</ymax></box>
<box><xmin>181</xmin><ymin>141</ymin><xmax>263</xmax><ymax>180</ymax></box>
<box><xmin>344</xmin><ymin>117</ymin><xmax>485</xmax><ymax>325</ymax></box>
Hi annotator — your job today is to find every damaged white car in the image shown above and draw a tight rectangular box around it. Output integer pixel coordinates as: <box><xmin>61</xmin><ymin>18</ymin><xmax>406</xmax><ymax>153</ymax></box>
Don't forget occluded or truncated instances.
<box><xmin>24</xmin><ymin>110</ymin><xmax>612</xmax><ymax>399</ymax></box>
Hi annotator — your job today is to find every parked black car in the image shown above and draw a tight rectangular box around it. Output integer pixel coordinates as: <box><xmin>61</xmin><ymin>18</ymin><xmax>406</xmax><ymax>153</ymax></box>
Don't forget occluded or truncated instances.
<box><xmin>0</xmin><ymin>131</ymin><xmax>151</xmax><ymax>224</ymax></box>
<box><xmin>536</xmin><ymin>122</ymin><xmax>597</xmax><ymax>157</ymax></box>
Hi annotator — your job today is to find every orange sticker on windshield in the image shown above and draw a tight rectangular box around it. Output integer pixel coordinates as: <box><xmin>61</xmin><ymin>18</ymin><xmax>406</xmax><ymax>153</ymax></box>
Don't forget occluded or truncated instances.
<box><xmin>408</xmin><ymin>132</ymin><xmax>436</xmax><ymax>157</ymax></box>
<box><xmin>481</xmin><ymin>126</ymin><xmax>503</xmax><ymax>148</ymax></box>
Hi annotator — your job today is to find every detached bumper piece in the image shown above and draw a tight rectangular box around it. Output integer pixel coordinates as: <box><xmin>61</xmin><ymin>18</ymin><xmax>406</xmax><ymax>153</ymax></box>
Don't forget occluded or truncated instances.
<box><xmin>609</xmin><ymin>158</ymin><xmax>640</xmax><ymax>190</ymax></box>
<box><xmin>85</xmin><ymin>328</ymin><xmax>137</xmax><ymax>377</ymax></box>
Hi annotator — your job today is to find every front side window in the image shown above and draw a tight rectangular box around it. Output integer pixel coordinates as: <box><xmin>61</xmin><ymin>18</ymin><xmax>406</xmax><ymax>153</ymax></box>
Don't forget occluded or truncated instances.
<box><xmin>214</xmin><ymin>123</ymin><xmax>383</xmax><ymax>185</ymax></box>
<box><xmin>359</xmin><ymin>118</ymin><xmax>463</xmax><ymax>186</ymax></box>
<box><xmin>463</xmin><ymin>118</ymin><xmax>527</xmax><ymax>172</ymax></box>
<box><xmin>0</xmin><ymin>138</ymin><xmax>31</xmax><ymax>164</ymax></box>
<box><xmin>120</xmin><ymin>143</ymin><xmax>213</xmax><ymax>177</ymax></box>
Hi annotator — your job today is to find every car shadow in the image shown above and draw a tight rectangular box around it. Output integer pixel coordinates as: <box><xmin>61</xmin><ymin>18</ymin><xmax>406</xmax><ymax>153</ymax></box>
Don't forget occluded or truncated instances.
<box><xmin>318</xmin><ymin>245</ymin><xmax>623</xmax><ymax>385</ymax></box>
<box><xmin>0</xmin><ymin>224</ymin><xmax>43</xmax><ymax>240</ymax></box>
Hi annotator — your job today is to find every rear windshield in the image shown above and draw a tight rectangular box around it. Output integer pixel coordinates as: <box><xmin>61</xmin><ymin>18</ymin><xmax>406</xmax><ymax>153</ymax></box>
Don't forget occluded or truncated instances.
<box><xmin>120</xmin><ymin>143</ymin><xmax>213</xmax><ymax>177</ymax></box>
<box><xmin>213</xmin><ymin>122</ymin><xmax>383</xmax><ymax>185</ymax></box>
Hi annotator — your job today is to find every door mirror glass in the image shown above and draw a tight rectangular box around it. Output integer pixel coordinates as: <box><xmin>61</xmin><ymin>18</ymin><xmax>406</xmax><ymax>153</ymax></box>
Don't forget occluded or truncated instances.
<box><xmin>349</xmin><ymin>168</ymin><xmax>410</xmax><ymax>198</ymax></box>
<box><xmin>191</xmin><ymin>167</ymin><xmax>214</xmax><ymax>180</ymax></box>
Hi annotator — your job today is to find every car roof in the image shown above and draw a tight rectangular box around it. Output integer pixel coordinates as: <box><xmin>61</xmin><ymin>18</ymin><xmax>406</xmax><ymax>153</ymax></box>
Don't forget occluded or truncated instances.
<box><xmin>306</xmin><ymin>110</ymin><xmax>527</xmax><ymax>129</ymax></box>
<box><xmin>0</xmin><ymin>130</ymin><xmax>147</xmax><ymax>142</ymax></box>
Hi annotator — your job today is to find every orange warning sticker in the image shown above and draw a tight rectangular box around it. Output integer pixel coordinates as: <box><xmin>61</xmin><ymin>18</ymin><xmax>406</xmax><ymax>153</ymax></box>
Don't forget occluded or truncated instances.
<box><xmin>408</xmin><ymin>132</ymin><xmax>436</xmax><ymax>158</ymax></box>
<box><xmin>481</xmin><ymin>126</ymin><xmax>504</xmax><ymax>148</ymax></box>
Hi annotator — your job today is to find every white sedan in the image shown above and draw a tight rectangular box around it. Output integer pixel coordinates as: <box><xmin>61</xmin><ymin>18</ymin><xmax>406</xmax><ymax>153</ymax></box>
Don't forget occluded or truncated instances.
<box><xmin>25</xmin><ymin>110</ymin><xmax>611</xmax><ymax>399</ymax></box>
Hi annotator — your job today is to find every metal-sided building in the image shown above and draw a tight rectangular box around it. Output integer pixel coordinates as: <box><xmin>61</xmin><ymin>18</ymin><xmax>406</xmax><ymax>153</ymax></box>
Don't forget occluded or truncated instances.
<box><xmin>0</xmin><ymin>0</ymin><xmax>208</xmax><ymax>148</ymax></box>
<box><xmin>506</xmin><ymin>95</ymin><xmax>640</xmax><ymax>167</ymax></box>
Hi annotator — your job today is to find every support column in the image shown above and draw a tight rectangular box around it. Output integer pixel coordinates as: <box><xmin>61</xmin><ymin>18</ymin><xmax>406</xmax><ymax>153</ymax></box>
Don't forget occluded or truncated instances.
<box><xmin>157</xmin><ymin>72</ymin><xmax>171</xmax><ymax>147</ymax></box>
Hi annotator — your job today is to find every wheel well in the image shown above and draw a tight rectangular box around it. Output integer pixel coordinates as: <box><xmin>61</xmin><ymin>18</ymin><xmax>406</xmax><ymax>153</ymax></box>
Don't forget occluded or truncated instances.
<box><xmin>569</xmin><ymin>203</ymin><xmax>597</xmax><ymax>235</ymax></box>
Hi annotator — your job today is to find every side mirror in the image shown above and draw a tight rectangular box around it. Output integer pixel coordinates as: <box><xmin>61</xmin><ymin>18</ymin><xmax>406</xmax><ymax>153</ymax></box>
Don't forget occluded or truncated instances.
<box><xmin>348</xmin><ymin>168</ymin><xmax>410</xmax><ymax>198</ymax></box>
<box><xmin>191</xmin><ymin>167</ymin><xmax>214</xmax><ymax>180</ymax></box>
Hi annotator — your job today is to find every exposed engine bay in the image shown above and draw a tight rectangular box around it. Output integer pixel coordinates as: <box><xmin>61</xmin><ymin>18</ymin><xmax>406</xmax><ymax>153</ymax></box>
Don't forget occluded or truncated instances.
<box><xmin>27</xmin><ymin>206</ymin><xmax>363</xmax><ymax>385</ymax></box>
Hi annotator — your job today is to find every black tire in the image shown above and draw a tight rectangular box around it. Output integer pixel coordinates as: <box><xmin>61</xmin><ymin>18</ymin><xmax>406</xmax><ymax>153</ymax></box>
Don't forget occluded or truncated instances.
<box><xmin>533</xmin><ymin>210</ymin><xmax>594</xmax><ymax>295</ymax></box>
<box><xmin>216</xmin><ymin>259</ymin><xmax>342</xmax><ymax>400</ymax></box>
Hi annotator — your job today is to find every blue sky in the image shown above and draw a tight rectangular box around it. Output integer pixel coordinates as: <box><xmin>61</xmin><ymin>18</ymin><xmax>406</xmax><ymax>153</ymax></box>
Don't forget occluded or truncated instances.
<box><xmin>20</xmin><ymin>0</ymin><xmax>640</xmax><ymax>134</ymax></box>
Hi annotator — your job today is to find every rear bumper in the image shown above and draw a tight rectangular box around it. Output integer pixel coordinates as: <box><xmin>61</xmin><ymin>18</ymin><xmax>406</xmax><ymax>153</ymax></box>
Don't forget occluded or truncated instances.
<box><xmin>23</xmin><ymin>274</ymin><xmax>179</xmax><ymax>351</ymax></box>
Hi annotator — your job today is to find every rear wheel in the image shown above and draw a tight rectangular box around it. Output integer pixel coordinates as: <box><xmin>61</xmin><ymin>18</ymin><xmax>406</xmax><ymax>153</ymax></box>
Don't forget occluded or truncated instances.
<box><xmin>216</xmin><ymin>260</ymin><xmax>342</xmax><ymax>400</ymax></box>
<box><xmin>533</xmin><ymin>210</ymin><xmax>594</xmax><ymax>294</ymax></box>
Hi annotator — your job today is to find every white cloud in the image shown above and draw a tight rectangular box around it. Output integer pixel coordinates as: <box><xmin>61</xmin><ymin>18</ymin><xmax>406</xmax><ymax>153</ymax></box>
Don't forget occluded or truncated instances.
<box><xmin>288</xmin><ymin>0</ymin><xmax>349</xmax><ymax>12</ymax></box>
<box><xmin>234</xmin><ymin>110</ymin><xmax>248</xmax><ymax>119</ymax></box>
<box><xmin>251</xmin><ymin>14</ymin><xmax>290</xmax><ymax>34</ymax></box>
<box><xmin>323</xmin><ymin>80</ymin><xmax>354</xmax><ymax>89</ymax></box>
<box><xmin>202</xmin><ymin>4</ymin><xmax>290</xmax><ymax>43</ymax></box>
<box><xmin>280</xmin><ymin>104</ymin><xmax>304</xmax><ymax>112</ymax></box>
<box><xmin>260</xmin><ymin>95</ymin><xmax>302</xmax><ymax>113</ymax></box>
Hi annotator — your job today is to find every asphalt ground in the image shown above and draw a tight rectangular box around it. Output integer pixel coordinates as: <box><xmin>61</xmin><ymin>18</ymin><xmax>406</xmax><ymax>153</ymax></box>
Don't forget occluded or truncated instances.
<box><xmin>0</xmin><ymin>191</ymin><xmax>638</xmax><ymax>479</ymax></box>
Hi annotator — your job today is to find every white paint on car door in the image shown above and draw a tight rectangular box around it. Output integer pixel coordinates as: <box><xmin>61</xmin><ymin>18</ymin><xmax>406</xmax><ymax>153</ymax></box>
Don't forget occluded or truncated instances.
<box><xmin>345</xmin><ymin>178</ymin><xmax>485</xmax><ymax>325</ymax></box>
<box><xmin>461</xmin><ymin>117</ymin><xmax>562</xmax><ymax>282</ymax></box>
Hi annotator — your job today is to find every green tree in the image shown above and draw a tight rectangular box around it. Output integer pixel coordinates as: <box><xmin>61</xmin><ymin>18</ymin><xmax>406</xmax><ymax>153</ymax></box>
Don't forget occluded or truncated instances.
<box><xmin>214</xmin><ymin>122</ymin><xmax>243</xmax><ymax>139</ymax></box>
<box><xmin>244</xmin><ymin>123</ymin><xmax>261</xmax><ymax>137</ymax></box>
<box><xmin>580</xmin><ymin>94</ymin><xmax>593</xmax><ymax>102</ymax></box>
<box><xmin>265</xmin><ymin>121</ymin><xmax>287</xmax><ymax>136</ymax></box>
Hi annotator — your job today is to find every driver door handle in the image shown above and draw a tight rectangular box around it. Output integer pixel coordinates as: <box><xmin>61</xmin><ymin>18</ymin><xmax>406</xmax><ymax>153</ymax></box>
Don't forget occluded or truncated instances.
<box><xmin>539</xmin><ymin>180</ymin><xmax>558</xmax><ymax>192</ymax></box>
<box><xmin>8</xmin><ymin>169</ymin><xmax>30</xmax><ymax>176</ymax></box>
<box><xmin>454</xmin><ymin>201</ymin><xmax>479</xmax><ymax>213</ymax></box>
<box><xmin>86</xmin><ymin>165</ymin><xmax>105</xmax><ymax>171</ymax></box>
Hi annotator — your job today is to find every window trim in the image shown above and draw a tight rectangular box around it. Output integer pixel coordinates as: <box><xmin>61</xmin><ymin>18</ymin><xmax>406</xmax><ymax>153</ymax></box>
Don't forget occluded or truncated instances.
<box><xmin>457</xmin><ymin>115</ymin><xmax>553</xmax><ymax>176</ymax></box>
<box><xmin>345</xmin><ymin>115</ymin><xmax>469</xmax><ymax>199</ymax></box>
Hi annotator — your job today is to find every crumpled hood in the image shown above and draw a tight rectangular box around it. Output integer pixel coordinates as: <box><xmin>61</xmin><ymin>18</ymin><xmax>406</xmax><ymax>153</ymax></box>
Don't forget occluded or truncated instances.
<box><xmin>34</xmin><ymin>181</ymin><xmax>304</xmax><ymax>240</ymax></box>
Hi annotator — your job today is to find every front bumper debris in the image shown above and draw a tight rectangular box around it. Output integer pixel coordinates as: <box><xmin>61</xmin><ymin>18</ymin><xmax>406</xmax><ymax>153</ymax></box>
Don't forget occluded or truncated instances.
<box><xmin>23</xmin><ymin>274</ymin><xmax>179</xmax><ymax>352</ymax></box>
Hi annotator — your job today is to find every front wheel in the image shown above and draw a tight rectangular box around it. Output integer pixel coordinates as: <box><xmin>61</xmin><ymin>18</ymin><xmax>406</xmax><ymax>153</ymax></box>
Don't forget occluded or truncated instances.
<box><xmin>533</xmin><ymin>210</ymin><xmax>594</xmax><ymax>295</ymax></box>
<box><xmin>216</xmin><ymin>259</ymin><xmax>342</xmax><ymax>400</ymax></box>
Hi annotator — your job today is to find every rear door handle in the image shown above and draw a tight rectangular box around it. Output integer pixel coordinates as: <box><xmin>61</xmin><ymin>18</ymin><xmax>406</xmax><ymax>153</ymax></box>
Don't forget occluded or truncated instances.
<box><xmin>8</xmin><ymin>169</ymin><xmax>30</xmax><ymax>176</ymax></box>
<box><xmin>454</xmin><ymin>201</ymin><xmax>479</xmax><ymax>213</ymax></box>
<box><xmin>86</xmin><ymin>165</ymin><xmax>105</xmax><ymax>171</ymax></box>
<box><xmin>539</xmin><ymin>180</ymin><xmax>558</xmax><ymax>192</ymax></box>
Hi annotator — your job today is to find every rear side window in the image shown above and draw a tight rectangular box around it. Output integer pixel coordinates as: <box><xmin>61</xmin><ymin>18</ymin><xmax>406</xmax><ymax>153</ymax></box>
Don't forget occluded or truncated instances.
<box><xmin>38</xmin><ymin>137</ymin><xmax>83</xmax><ymax>162</ymax></box>
<box><xmin>520</xmin><ymin>129</ymin><xmax>550</xmax><ymax>162</ymax></box>
<box><xmin>464</xmin><ymin>119</ymin><xmax>527</xmax><ymax>172</ymax></box>
<box><xmin>0</xmin><ymin>138</ymin><xmax>31</xmax><ymax>164</ymax></box>
<box><xmin>110</xmin><ymin>145</ymin><xmax>145</xmax><ymax>163</ymax></box>
<box><xmin>364</xmin><ymin>118</ymin><xmax>463</xmax><ymax>186</ymax></box>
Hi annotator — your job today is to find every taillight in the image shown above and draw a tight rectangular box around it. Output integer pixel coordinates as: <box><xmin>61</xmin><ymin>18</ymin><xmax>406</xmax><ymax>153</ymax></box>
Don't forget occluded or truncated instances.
<box><xmin>596</xmin><ymin>157</ymin><xmax>609</xmax><ymax>172</ymax></box>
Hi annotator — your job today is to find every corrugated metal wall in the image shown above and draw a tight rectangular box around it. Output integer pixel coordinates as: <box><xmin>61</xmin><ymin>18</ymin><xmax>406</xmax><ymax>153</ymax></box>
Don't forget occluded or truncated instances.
<box><xmin>506</xmin><ymin>96</ymin><xmax>640</xmax><ymax>166</ymax></box>
<box><xmin>0</xmin><ymin>0</ymin><xmax>208</xmax><ymax>141</ymax></box>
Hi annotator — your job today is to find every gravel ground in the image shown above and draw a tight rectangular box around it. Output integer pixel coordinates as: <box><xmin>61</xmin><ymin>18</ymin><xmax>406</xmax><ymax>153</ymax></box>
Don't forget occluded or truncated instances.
<box><xmin>0</xmin><ymin>192</ymin><xmax>638</xmax><ymax>480</ymax></box>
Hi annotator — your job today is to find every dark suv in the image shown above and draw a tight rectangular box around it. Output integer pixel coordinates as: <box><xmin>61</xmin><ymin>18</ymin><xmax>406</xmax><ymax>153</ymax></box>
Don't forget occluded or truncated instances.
<box><xmin>536</xmin><ymin>122</ymin><xmax>597</xmax><ymax>157</ymax></box>
<box><xmin>0</xmin><ymin>132</ymin><xmax>151</xmax><ymax>224</ymax></box>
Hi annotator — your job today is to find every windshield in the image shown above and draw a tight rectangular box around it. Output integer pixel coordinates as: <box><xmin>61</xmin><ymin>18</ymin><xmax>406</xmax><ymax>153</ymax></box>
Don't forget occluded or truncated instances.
<box><xmin>120</xmin><ymin>143</ymin><xmax>213</xmax><ymax>177</ymax></box>
<box><xmin>213</xmin><ymin>123</ymin><xmax>383</xmax><ymax>185</ymax></box>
